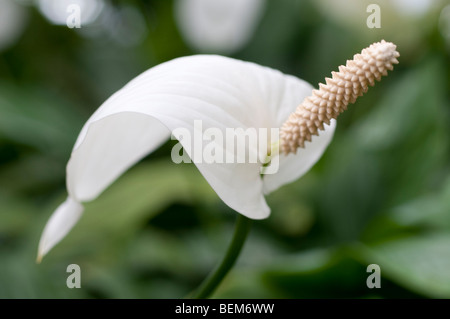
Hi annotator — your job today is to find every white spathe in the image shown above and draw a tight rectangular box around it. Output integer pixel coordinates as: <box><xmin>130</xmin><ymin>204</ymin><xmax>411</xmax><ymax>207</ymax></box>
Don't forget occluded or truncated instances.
<box><xmin>37</xmin><ymin>55</ymin><xmax>336</xmax><ymax>261</ymax></box>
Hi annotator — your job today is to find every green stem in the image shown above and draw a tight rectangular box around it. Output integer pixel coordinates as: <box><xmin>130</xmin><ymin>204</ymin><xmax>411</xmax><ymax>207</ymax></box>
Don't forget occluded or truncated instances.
<box><xmin>190</xmin><ymin>214</ymin><xmax>252</xmax><ymax>299</ymax></box>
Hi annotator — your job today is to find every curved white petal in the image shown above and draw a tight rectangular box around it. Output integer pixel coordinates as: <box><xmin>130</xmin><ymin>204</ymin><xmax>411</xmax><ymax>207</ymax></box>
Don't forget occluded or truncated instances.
<box><xmin>37</xmin><ymin>197</ymin><xmax>83</xmax><ymax>262</ymax></box>
<box><xmin>174</xmin><ymin>0</ymin><xmax>265</xmax><ymax>53</ymax></box>
<box><xmin>262</xmin><ymin>120</ymin><xmax>336</xmax><ymax>194</ymax></box>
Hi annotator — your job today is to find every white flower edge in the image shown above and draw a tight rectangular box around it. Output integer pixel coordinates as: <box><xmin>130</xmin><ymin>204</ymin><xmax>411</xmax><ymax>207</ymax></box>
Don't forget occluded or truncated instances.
<box><xmin>37</xmin><ymin>55</ymin><xmax>335</xmax><ymax>261</ymax></box>
<box><xmin>37</xmin><ymin>197</ymin><xmax>83</xmax><ymax>262</ymax></box>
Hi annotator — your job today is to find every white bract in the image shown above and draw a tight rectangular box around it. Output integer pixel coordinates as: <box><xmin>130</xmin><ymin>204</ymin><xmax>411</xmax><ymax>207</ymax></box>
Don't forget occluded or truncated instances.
<box><xmin>37</xmin><ymin>55</ymin><xmax>335</xmax><ymax>261</ymax></box>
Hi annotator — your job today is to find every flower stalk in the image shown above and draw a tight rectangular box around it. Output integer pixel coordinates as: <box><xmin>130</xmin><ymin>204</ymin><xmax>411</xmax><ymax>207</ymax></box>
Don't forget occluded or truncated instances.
<box><xmin>190</xmin><ymin>214</ymin><xmax>252</xmax><ymax>299</ymax></box>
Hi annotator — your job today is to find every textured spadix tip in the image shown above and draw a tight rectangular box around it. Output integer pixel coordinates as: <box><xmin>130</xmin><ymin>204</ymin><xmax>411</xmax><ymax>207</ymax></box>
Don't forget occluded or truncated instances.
<box><xmin>280</xmin><ymin>40</ymin><xmax>400</xmax><ymax>154</ymax></box>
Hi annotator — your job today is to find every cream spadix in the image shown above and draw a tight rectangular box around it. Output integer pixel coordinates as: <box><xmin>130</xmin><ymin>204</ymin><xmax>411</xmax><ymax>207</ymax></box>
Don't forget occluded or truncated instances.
<box><xmin>280</xmin><ymin>40</ymin><xmax>399</xmax><ymax>154</ymax></box>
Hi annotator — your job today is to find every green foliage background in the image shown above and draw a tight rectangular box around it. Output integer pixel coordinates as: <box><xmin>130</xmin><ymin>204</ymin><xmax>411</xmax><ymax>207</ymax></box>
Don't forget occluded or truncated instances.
<box><xmin>0</xmin><ymin>0</ymin><xmax>449</xmax><ymax>298</ymax></box>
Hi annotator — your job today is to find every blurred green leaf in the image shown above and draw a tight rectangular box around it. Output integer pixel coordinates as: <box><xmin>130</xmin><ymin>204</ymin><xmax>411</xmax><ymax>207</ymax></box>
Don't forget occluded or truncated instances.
<box><xmin>389</xmin><ymin>176</ymin><xmax>450</xmax><ymax>230</ymax></box>
<box><xmin>0</xmin><ymin>83</ymin><xmax>85</xmax><ymax>159</ymax></box>
<box><xmin>260</xmin><ymin>248</ymin><xmax>369</xmax><ymax>298</ymax></box>
<box><xmin>357</xmin><ymin>233</ymin><xmax>450</xmax><ymax>298</ymax></box>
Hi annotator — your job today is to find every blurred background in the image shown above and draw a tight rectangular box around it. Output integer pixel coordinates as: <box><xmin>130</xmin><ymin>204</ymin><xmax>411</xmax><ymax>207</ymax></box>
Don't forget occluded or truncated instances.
<box><xmin>0</xmin><ymin>0</ymin><xmax>449</xmax><ymax>298</ymax></box>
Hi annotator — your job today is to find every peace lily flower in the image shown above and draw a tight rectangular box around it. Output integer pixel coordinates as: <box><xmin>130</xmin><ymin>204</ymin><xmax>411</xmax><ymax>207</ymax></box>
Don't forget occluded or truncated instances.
<box><xmin>37</xmin><ymin>54</ymin><xmax>336</xmax><ymax>261</ymax></box>
<box><xmin>37</xmin><ymin>41</ymin><xmax>399</xmax><ymax>297</ymax></box>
